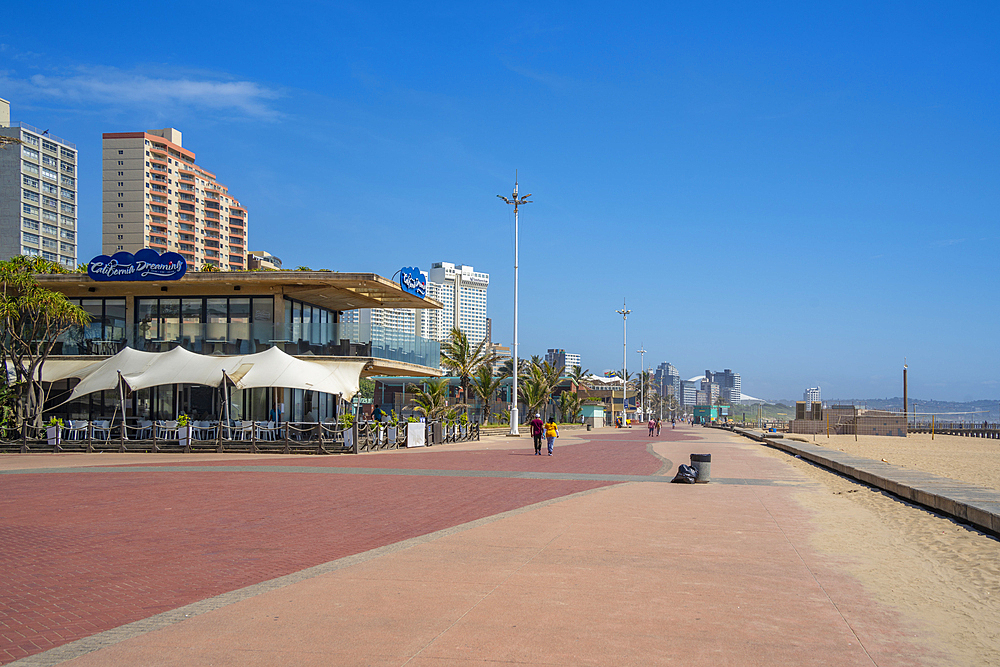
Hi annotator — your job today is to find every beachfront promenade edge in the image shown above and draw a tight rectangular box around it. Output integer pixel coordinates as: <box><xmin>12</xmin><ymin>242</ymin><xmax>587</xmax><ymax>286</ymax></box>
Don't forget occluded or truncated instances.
<box><xmin>724</xmin><ymin>425</ymin><xmax>1000</xmax><ymax>536</ymax></box>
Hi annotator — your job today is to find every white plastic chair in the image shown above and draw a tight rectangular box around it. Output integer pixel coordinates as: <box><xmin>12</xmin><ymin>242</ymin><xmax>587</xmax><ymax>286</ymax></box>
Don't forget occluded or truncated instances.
<box><xmin>92</xmin><ymin>420</ymin><xmax>111</xmax><ymax>440</ymax></box>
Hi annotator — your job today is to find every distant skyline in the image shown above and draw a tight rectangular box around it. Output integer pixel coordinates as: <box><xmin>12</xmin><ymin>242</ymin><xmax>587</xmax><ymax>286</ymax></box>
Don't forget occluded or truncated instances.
<box><xmin>1</xmin><ymin>1</ymin><xmax>997</xmax><ymax>402</ymax></box>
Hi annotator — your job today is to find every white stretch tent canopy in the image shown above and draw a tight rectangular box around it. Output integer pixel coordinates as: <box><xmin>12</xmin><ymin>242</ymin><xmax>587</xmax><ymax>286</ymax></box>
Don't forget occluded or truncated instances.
<box><xmin>53</xmin><ymin>346</ymin><xmax>367</xmax><ymax>404</ymax></box>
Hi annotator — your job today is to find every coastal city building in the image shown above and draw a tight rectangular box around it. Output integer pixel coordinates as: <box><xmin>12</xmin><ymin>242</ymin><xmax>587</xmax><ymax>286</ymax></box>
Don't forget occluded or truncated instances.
<box><xmin>102</xmin><ymin>128</ymin><xmax>247</xmax><ymax>271</ymax></box>
<box><xmin>419</xmin><ymin>262</ymin><xmax>489</xmax><ymax>343</ymax></box>
<box><xmin>0</xmin><ymin>98</ymin><xmax>78</xmax><ymax>267</ymax></box>
<box><xmin>544</xmin><ymin>349</ymin><xmax>581</xmax><ymax>372</ymax></box>
<box><xmin>706</xmin><ymin>369</ymin><xmax>741</xmax><ymax>404</ymax></box>
<box><xmin>37</xmin><ymin>269</ymin><xmax>442</xmax><ymax>423</ymax></box>
<box><xmin>344</xmin><ymin>262</ymin><xmax>489</xmax><ymax>353</ymax></box>
<box><xmin>489</xmin><ymin>343</ymin><xmax>512</xmax><ymax>374</ymax></box>
<box><xmin>655</xmin><ymin>362</ymin><xmax>681</xmax><ymax>400</ymax></box>
<box><xmin>247</xmin><ymin>250</ymin><xmax>282</xmax><ymax>270</ymax></box>
<box><xmin>804</xmin><ymin>387</ymin><xmax>821</xmax><ymax>405</ymax></box>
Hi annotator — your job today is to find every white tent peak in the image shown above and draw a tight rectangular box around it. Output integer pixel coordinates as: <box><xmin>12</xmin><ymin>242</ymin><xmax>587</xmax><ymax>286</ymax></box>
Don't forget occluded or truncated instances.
<box><xmin>54</xmin><ymin>346</ymin><xmax>368</xmax><ymax>406</ymax></box>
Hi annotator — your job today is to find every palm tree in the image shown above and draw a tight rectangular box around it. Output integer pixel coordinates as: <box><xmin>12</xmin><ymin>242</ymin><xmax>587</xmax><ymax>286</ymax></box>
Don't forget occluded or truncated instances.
<box><xmin>519</xmin><ymin>372</ymin><xmax>549</xmax><ymax>420</ymax></box>
<box><xmin>408</xmin><ymin>378</ymin><xmax>456</xmax><ymax>421</ymax></box>
<box><xmin>568</xmin><ymin>365</ymin><xmax>590</xmax><ymax>391</ymax></box>
<box><xmin>470</xmin><ymin>365</ymin><xmax>503</xmax><ymax>423</ymax></box>
<box><xmin>439</xmin><ymin>328</ymin><xmax>495</xmax><ymax>416</ymax></box>
<box><xmin>558</xmin><ymin>391</ymin><xmax>582</xmax><ymax>423</ymax></box>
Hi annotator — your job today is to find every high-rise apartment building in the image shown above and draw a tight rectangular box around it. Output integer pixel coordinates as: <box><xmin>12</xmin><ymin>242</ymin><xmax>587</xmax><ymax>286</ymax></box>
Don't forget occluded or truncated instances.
<box><xmin>419</xmin><ymin>262</ymin><xmax>489</xmax><ymax>343</ymax></box>
<box><xmin>0</xmin><ymin>99</ymin><xmax>78</xmax><ymax>267</ymax></box>
<box><xmin>102</xmin><ymin>128</ymin><xmax>247</xmax><ymax>270</ymax></box>
<box><xmin>706</xmin><ymin>369</ymin><xmax>742</xmax><ymax>404</ymax></box>
<box><xmin>804</xmin><ymin>387</ymin><xmax>821</xmax><ymax>405</ymax></box>
<box><xmin>655</xmin><ymin>362</ymin><xmax>681</xmax><ymax>400</ymax></box>
<box><xmin>543</xmin><ymin>349</ymin><xmax>580</xmax><ymax>372</ymax></box>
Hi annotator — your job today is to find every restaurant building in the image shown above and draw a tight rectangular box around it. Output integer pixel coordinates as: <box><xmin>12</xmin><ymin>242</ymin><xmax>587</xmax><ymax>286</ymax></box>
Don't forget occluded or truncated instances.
<box><xmin>38</xmin><ymin>260</ymin><xmax>442</xmax><ymax>424</ymax></box>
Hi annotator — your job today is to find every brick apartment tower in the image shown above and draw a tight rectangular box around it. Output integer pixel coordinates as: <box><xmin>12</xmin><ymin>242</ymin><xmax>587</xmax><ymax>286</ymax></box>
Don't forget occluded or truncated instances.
<box><xmin>102</xmin><ymin>128</ymin><xmax>247</xmax><ymax>270</ymax></box>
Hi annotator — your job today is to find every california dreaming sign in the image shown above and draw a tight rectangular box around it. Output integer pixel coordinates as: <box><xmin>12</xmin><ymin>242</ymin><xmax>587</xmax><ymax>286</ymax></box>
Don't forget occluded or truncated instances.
<box><xmin>87</xmin><ymin>249</ymin><xmax>187</xmax><ymax>282</ymax></box>
<box><xmin>399</xmin><ymin>266</ymin><xmax>426</xmax><ymax>298</ymax></box>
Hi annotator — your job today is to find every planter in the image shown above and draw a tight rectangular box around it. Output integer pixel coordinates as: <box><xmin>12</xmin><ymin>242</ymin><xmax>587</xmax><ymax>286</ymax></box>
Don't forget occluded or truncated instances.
<box><xmin>406</xmin><ymin>422</ymin><xmax>425</xmax><ymax>448</ymax></box>
<box><xmin>178</xmin><ymin>426</ymin><xmax>191</xmax><ymax>449</ymax></box>
<box><xmin>386</xmin><ymin>426</ymin><xmax>398</xmax><ymax>445</ymax></box>
<box><xmin>46</xmin><ymin>426</ymin><xmax>62</xmax><ymax>447</ymax></box>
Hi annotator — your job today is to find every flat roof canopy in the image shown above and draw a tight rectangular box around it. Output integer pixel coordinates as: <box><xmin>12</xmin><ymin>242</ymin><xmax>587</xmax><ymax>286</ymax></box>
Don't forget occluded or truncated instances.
<box><xmin>36</xmin><ymin>271</ymin><xmax>442</xmax><ymax>312</ymax></box>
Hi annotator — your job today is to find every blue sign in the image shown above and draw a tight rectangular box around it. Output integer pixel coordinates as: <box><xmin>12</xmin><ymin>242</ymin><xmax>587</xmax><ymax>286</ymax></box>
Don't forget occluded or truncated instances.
<box><xmin>399</xmin><ymin>266</ymin><xmax>426</xmax><ymax>298</ymax></box>
<box><xmin>87</xmin><ymin>249</ymin><xmax>187</xmax><ymax>282</ymax></box>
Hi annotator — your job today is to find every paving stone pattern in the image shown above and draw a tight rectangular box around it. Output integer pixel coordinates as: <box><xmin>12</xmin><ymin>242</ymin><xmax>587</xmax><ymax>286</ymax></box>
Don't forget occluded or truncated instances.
<box><xmin>0</xmin><ymin>431</ymin><xmax>676</xmax><ymax>664</ymax></box>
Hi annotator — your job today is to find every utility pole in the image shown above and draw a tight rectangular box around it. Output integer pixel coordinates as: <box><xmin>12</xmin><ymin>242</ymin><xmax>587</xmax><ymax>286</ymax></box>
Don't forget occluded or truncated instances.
<box><xmin>497</xmin><ymin>174</ymin><xmax>532</xmax><ymax>436</ymax></box>
<box><xmin>616</xmin><ymin>301</ymin><xmax>630</xmax><ymax>427</ymax></box>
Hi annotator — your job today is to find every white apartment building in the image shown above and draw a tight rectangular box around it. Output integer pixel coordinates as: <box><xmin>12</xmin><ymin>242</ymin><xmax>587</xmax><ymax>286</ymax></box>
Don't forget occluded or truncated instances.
<box><xmin>344</xmin><ymin>262</ymin><xmax>489</xmax><ymax>358</ymax></box>
<box><xmin>0</xmin><ymin>99</ymin><xmax>78</xmax><ymax>267</ymax></box>
<box><xmin>420</xmin><ymin>262</ymin><xmax>489</xmax><ymax>343</ymax></box>
<box><xmin>804</xmin><ymin>387</ymin><xmax>821</xmax><ymax>405</ymax></box>
<box><xmin>102</xmin><ymin>128</ymin><xmax>247</xmax><ymax>270</ymax></box>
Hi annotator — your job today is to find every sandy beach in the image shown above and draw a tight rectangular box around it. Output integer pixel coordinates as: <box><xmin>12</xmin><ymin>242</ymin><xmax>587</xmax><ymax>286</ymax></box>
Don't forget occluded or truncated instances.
<box><xmin>780</xmin><ymin>431</ymin><xmax>1000</xmax><ymax>492</ymax></box>
<box><xmin>745</xmin><ymin>430</ymin><xmax>1000</xmax><ymax>665</ymax></box>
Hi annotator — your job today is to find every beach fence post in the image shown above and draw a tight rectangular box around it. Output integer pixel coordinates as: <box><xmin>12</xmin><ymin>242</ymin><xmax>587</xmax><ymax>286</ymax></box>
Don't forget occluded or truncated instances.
<box><xmin>932</xmin><ymin>415</ymin><xmax>935</xmax><ymax>440</ymax></box>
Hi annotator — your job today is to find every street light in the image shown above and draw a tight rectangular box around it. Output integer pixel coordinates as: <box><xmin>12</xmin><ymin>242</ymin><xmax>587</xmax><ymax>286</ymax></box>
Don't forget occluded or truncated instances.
<box><xmin>616</xmin><ymin>300</ymin><xmax>630</xmax><ymax>427</ymax></box>
<box><xmin>636</xmin><ymin>345</ymin><xmax>646</xmax><ymax>421</ymax></box>
<box><xmin>498</xmin><ymin>174</ymin><xmax>532</xmax><ymax>436</ymax></box>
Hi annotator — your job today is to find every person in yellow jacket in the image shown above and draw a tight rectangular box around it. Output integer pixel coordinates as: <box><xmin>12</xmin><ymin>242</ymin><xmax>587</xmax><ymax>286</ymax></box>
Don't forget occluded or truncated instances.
<box><xmin>544</xmin><ymin>416</ymin><xmax>559</xmax><ymax>456</ymax></box>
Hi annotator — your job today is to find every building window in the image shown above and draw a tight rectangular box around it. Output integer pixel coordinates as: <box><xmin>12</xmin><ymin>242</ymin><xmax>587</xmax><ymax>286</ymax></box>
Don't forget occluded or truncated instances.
<box><xmin>118</xmin><ymin>203</ymin><xmax>124</xmax><ymax>208</ymax></box>
<box><xmin>118</xmin><ymin>161</ymin><xmax>123</xmax><ymax>166</ymax></box>
<box><xmin>118</xmin><ymin>150</ymin><xmax>124</xmax><ymax>155</ymax></box>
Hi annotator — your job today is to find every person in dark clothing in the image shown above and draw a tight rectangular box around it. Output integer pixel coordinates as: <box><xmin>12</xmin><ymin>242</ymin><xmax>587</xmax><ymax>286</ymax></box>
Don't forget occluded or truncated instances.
<box><xmin>529</xmin><ymin>413</ymin><xmax>545</xmax><ymax>455</ymax></box>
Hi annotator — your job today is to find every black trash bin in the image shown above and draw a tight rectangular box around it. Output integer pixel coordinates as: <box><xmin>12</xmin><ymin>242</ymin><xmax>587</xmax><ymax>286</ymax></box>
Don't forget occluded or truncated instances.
<box><xmin>690</xmin><ymin>453</ymin><xmax>711</xmax><ymax>483</ymax></box>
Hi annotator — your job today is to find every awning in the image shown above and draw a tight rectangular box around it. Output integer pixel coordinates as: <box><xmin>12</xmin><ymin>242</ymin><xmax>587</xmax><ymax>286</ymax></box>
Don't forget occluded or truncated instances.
<box><xmin>52</xmin><ymin>346</ymin><xmax>367</xmax><ymax>404</ymax></box>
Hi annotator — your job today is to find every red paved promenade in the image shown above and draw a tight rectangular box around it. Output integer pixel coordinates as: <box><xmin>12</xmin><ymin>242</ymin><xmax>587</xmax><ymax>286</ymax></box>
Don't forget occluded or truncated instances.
<box><xmin>0</xmin><ymin>426</ymin><xmax>940</xmax><ymax>666</ymax></box>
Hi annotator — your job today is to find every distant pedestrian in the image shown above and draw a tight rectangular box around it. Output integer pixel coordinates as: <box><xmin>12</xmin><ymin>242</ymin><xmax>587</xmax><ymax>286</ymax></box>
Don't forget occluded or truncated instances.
<box><xmin>545</xmin><ymin>416</ymin><xmax>559</xmax><ymax>455</ymax></box>
<box><xmin>655</xmin><ymin>418</ymin><xmax>661</xmax><ymax>436</ymax></box>
<box><xmin>647</xmin><ymin>418</ymin><xmax>655</xmax><ymax>437</ymax></box>
<box><xmin>671</xmin><ymin>417</ymin><xmax>676</xmax><ymax>429</ymax></box>
<box><xmin>529</xmin><ymin>413</ymin><xmax>544</xmax><ymax>455</ymax></box>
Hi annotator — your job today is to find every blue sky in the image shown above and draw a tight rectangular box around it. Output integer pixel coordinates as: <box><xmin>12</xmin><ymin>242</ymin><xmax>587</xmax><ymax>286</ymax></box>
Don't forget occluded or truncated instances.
<box><xmin>2</xmin><ymin>1</ymin><xmax>997</xmax><ymax>402</ymax></box>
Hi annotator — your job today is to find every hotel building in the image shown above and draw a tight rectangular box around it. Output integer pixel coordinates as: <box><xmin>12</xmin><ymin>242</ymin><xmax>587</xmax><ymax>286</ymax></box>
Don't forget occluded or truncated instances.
<box><xmin>0</xmin><ymin>98</ymin><xmax>78</xmax><ymax>267</ymax></box>
<box><xmin>102</xmin><ymin>128</ymin><xmax>247</xmax><ymax>270</ymax></box>
<box><xmin>421</xmin><ymin>262</ymin><xmax>489</xmax><ymax>343</ymax></box>
<box><xmin>345</xmin><ymin>262</ymin><xmax>490</xmax><ymax>351</ymax></box>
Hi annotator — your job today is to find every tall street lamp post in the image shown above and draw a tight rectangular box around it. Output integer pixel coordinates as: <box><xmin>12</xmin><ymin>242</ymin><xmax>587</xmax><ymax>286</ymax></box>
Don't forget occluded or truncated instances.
<box><xmin>498</xmin><ymin>176</ymin><xmax>532</xmax><ymax>436</ymax></box>
<box><xmin>616</xmin><ymin>300</ymin><xmax>630</xmax><ymax>427</ymax></box>
<box><xmin>637</xmin><ymin>345</ymin><xmax>646</xmax><ymax>421</ymax></box>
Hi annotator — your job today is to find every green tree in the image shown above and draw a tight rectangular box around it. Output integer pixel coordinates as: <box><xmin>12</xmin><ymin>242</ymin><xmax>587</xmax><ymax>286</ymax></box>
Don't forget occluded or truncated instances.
<box><xmin>439</xmin><ymin>327</ymin><xmax>494</xmax><ymax>416</ymax></box>
<box><xmin>558</xmin><ymin>391</ymin><xmax>582</xmax><ymax>423</ymax></box>
<box><xmin>0</xmin><ymin>256</ymin><xmax>89</xmax><ymax>431</ymax></box>
<box><xmin>408</xmin><ymin>378</ymin><xmax>458</xmax><ymax>421</ymax></box>
<box><xmin>470</xmin><ymin>365</ymin><xmax>503</xmax><ymax>423</ymax></box>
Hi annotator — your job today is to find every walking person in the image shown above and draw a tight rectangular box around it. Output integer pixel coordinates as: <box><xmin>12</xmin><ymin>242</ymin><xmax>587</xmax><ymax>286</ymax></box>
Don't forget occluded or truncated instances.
<box><xmin>529</xmin><ymin>413</ymin><xmax>544</xmax><ymax>455</ymax></box>
<box><xmin>655</xmin><ymin>418</ymin><xmax>661</xmax><ymax>436</ymax></box>
<box><xmin>544</xmin><ymin>416</ymin><xmax>559</xmax><ymax>456</ymax></box>
<box><xmin>647</xmin><ymin>417</ymin><xmax>655</xmax><ymax>437</ymax></box>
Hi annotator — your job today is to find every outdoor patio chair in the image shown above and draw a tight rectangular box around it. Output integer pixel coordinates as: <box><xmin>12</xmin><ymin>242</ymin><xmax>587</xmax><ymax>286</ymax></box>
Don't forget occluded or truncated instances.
<box><xmin>156</xmin><ymin>420</ymin><xmax>178</xmax><ymax>440</ymax></box>
<box><xmin>91</xmin><ymin>420</ymin><xmax>112</xmax><ymax>440</ymax></box>
<box><xmin>66</xmin><ymin>420</ymin><xmax>89</xmax><ymax>441</ymax></box>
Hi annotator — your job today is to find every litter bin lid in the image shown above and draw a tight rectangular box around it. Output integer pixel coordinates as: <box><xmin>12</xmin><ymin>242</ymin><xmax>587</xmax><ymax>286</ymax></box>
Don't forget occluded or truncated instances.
<box><xmin>690</xmin><ymin>453</ymin><xmax>712</xmax><ymax>462</ymax></box>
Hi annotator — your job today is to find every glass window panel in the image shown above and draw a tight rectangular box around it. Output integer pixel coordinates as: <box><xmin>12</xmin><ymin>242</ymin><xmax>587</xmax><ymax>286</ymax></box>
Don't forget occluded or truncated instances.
<box><xmin>181</xmin><ymin>299</ymin><xmax>202</xmax><ymax>324</ymax></box>
<box><xmin>229</xmin><ymin>298</ymin><xmax>250</xmax><ymax>323</ymax></box>
<box><xmin>206</xmin><ymin>298</ymin><xmax>227</xmax><ymax>323</ymax></box>
<box><xmin>105</xmin><ymin>299</ymin><xmax>126</xmax><ymax>343</ymax></box>
<box><xmin>81</xmin><ymin>299</ymin><xmax>103</xmax><ymax>340</ymax></box>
